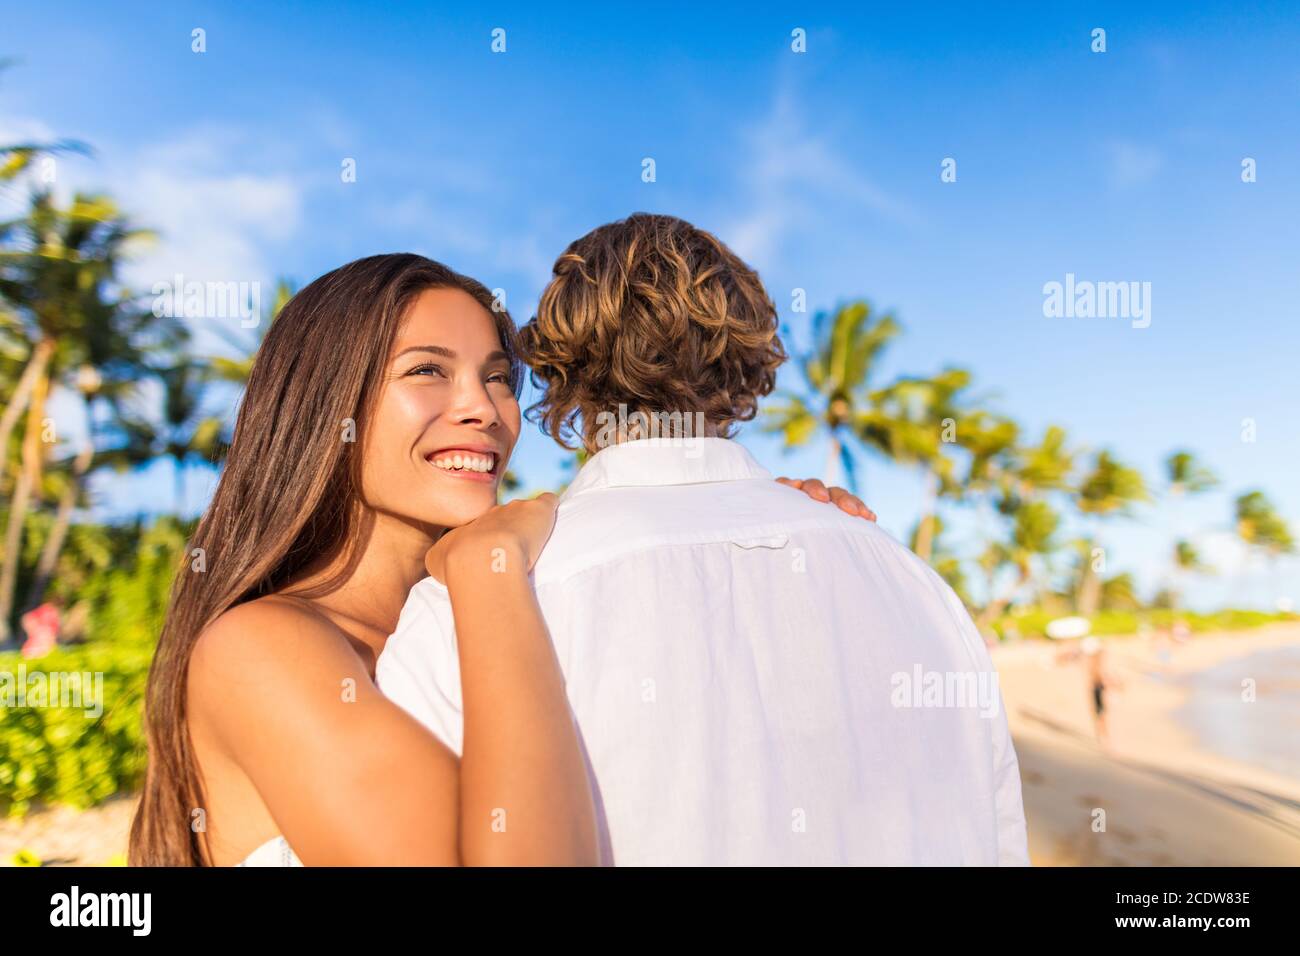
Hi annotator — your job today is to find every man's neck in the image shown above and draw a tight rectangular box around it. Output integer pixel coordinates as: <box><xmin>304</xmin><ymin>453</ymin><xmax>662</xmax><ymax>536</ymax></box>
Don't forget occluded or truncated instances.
<box><xmin>590</xmin><ymin>406</ymin><xmax>722</xmax><ymax>450</ymax></box>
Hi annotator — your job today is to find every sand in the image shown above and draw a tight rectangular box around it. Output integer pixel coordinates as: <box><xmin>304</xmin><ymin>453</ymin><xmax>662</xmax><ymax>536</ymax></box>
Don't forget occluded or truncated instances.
<box><xmin>995</xmin><ymin>623</ymin><xmax>1300</xmax><ymax>865</ymax></box>
<box><xmin>0</xmin><ymin>792</ymin><xmax>136</xmax><ymax>867</ymax></box>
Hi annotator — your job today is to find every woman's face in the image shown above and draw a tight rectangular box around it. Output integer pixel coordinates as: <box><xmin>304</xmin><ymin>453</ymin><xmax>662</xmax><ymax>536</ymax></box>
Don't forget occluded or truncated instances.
<box><xmin>361</xmin><ymin>287</ymin><xmax>522</xmax><ymax>532</ymax></box>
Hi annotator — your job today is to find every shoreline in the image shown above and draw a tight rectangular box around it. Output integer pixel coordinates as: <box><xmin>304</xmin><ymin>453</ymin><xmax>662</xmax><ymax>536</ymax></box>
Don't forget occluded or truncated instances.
<box><xmin>993</xmin><ymin>623</ymin><xmax>1300</xmax><ymax>865</ymax></box>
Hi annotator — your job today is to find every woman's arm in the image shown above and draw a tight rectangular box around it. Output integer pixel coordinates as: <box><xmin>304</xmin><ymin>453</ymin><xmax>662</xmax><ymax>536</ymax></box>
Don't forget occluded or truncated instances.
<box><xmin>429</xmin><ymin>493</ymin><xmax>599</xmax><ymax>866</ymax></box>
<box><xmin>189</xmin><ymin>598</ymin><xmax>462</xmax><ymax>865</ymax></box>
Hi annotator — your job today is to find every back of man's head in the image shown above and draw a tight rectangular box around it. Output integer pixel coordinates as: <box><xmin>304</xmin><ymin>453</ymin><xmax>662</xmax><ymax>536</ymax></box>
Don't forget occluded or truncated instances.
<box><xmin>518</xmin><ymin>213</ymin><xmax>787</xmax><ymax>452</ymax></box>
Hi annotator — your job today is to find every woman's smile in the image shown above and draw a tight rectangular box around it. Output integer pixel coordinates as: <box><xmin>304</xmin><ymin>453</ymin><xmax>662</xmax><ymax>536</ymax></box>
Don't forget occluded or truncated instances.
<box><xmin>425</xmin><ymin>445</ymin><xmax>501</xmax><ymax>483</ymax></box>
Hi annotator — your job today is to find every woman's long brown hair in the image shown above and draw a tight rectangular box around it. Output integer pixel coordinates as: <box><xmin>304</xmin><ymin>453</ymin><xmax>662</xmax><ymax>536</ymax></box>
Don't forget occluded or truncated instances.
<box><xmin>128</xmin><ymin>253</ymin><xmax>520</xmax><ymax>866</ymax></box>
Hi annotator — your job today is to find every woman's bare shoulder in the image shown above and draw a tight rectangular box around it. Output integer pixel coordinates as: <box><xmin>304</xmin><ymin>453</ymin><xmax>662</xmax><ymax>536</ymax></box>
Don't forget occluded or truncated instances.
<box><xmin>192</xmin><ymin>595</ymin><xmax>354</xmax><ymax>672</ymax></box>
<box><xmin>189</xmin><ymin>596</ymin><xmax>369</xmax><ymax>739</ymax></box>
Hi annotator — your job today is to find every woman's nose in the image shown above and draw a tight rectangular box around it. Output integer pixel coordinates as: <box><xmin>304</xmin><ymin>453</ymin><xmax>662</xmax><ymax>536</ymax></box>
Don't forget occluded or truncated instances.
<box><xmin>450</xmin><ymin>378</ymin><xmax>501</xmax><ymax>427</ymax></box>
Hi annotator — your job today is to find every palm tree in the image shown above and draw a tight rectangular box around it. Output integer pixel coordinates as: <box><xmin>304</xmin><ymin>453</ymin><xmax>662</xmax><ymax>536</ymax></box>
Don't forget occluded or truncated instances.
<box><xmin>22</xmin><ymin>364</ymin><xmax>105</xmax><ymax>607</ymax></box>
<box><xmin>910</xmin><ymin>513</ymin><xmax>969</xmax><ymax>603</ymax></box>
<box><xmin>1234</xmin><ymin>490</ymin><xmax>1295</xmax><ymax>611</ymax></box>
<box><xmin>959</xmin><ymin>411</ymin><xmax>1020</xmax><ymax>498</ymax></box>
<box><xmin>1074</xmin><ymin>449</ymin><xmax>1149</xmax><ymax>617</ymax></box>
<box><xmin>1234</xmin><ymin>490</ymin><xmax>1294</xmax><ymax>555</ymax></box>
<box><xmin>976</xmin><ymin>499</ymin><xmax>1061</xmax><ymax>629</ymax></box>
<box><xmin>762</xmin><ymin>301</ymin><xmax>900</xmax><ymax>493</ymax></box>
<box><xmin>869</xmin><ymin>367</ymin><xmax>979</xmax><ymax>562</ymax></box>
<box><xmin>0</xmin><ymin>190</ymin><xmax>154</xmax><ymax>638</ymax></box>
<box><xmin>970</xmin><ymin>425</ymin><xmax>1075</xmax><ymax>624</ymax></box>
<box><xmin>1173</xmin><ymin>539</ymin><xmax>1211</xmax><ymax>576</ymax></box>
<box><xmin>118</xmin><ymin>356</ymin><xmax>226</xmax><ymax>514</ymax></box>
<box><xmin>1165</xmin><ymin>450</ymin><xmax>1218</xmax><ymax>497</ymax></box>
<box><xmin>1161</xmin><ymin>451</ymin><xmax>1218</xmax><ymax>611</ymax></box>
<box><xmin>1099</xmin><ymin>571</ymin><xmax>1140</xmax><ymax>611</ymax></box>
<box><xmin>21</xmin><ymin>285</ymin><xmax>165</xmax><ymax>609</ymax></box>
<box><xmin>956</xmin><ymin>411</ymin><xmax>1020</xmax><ymax>587</ymax></box>
<box><xmin>206</xmin><ymin>278</ymin><xmax>295</xmax><ymax>388</ymax></box>
<box><xmin>1004</xmin><ymin>425</ymin><xmax>1076</xmax><ymax>505</ymax></box>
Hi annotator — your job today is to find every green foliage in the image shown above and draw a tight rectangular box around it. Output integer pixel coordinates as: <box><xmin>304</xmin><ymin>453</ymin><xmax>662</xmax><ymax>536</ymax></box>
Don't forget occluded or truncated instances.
<box><xmin>1076</xmin><ymin>449</ymin><xmax>1150</xmax><ymax>517</ymax></box>
<box><xmin>0</xmin><ymin>517</ymin><xmax>186</xmax><ymax>817</ymax></box>
<box><xmin>0</xmin><ymin>628</ymin><xmax>152</xmax><ymax>817</ymax></box>
<box><xmin>1099</xmin><ymin>572</ymin><xmax>1140</xmax><ymax>611</ymax></box>
<box><xmin>1235</xmin><ymin>490</ymin><xmax>1295</xmax><ymax>555</ymax></box>
<box><xmin>761</xmin><ymin>300</ymin><xmax>902</xmax><ymax>493</ymax></box>
<box><xmin>1165</xmin><ymin>450</ymin><xmax>1218</xmax><ymax>495</ymax></box>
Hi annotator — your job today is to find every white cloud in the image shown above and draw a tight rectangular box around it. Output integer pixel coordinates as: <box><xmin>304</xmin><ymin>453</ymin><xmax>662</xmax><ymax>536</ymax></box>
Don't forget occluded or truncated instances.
<box><xmin>720</xmin><ymin>88</ymin><xmax>917</xmax><ymax>268</ymax></box>
<box><xmin>1198</xmin><ymin>530</ymin><xmax>1251</xmax><ymax>577</ymax></box>
<box><xmin>111</xmin><ymin>128</ymin><xmax>303</xmax><ymax>288</ymax></box>
<box><xmin>1191</xmin><ymin>530</ymin><xmax>1299</xmax><ymax>609</ymax></box>
<box><xmin>2</xmin><ymin>114</ymin><xmax>304</xmax><ymax>299</ymax></box>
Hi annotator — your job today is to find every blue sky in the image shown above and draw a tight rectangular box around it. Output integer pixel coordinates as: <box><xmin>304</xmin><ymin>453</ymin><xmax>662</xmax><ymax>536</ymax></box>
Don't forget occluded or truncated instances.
<box><xmin>3</xmin><ymin>1</ymin><xmax>1298</xmax><ymax>609</ymax></box>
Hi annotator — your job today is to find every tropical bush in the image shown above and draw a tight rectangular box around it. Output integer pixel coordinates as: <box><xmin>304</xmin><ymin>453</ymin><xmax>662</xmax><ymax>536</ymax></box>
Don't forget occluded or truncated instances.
<box><xmin>0</xmin><ymin>518</ymin><xmax>185</xmax><ymax>817</ymax></box>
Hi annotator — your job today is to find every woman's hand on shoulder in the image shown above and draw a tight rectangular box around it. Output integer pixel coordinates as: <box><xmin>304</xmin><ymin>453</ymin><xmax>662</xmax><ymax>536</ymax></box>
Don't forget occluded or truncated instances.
<box><xmin>775</xmin><ymin>476</ymin><xmax>876</xmax><ymax>521</ymax></box>
<box><xmin>425</xmin><ymin>492</ymin><xmax>559</xmax><ymax>584</ymax></box>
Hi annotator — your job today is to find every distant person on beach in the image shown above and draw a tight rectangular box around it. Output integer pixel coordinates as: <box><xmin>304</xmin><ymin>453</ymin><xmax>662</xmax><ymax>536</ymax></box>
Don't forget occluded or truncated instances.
<box><xmin>19</xmin><ymin>599</ymin><xmax>60</xmax><ymax>660</ymax></box>
<box><xmin>1058</xmin><ymin>636</ymin><xmax>1125</xmax><ymax>746</ymax></box>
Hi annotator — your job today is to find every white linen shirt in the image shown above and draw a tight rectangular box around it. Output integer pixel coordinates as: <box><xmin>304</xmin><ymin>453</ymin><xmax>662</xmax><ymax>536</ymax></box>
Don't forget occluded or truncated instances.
<box><xmin>376</xmin><ymin>437</ymin><xmax>1030</xmax><ymax>866</ymax></box>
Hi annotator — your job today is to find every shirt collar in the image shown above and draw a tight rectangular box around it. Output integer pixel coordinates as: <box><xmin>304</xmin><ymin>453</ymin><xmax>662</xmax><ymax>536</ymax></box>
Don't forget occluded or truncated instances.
<box><xmin>561</xmin><ymin>437</ymin><xmax>772</xmax><ymax>499</ymax></box>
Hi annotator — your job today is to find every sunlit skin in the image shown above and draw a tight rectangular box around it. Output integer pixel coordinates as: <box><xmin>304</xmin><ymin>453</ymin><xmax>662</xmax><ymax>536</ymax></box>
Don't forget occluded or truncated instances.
<box><xmin>186</xmin><ymin>286</ymin><xmax>877</xmax><ymax>867</ymax></box>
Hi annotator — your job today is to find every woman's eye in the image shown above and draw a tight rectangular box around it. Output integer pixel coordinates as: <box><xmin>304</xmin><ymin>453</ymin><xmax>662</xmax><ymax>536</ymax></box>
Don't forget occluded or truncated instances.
<box><xmin>408</xmin><ymin>363</ymin><xmax>446</xmax><ymax>378</ymax></box>
<box><xmin>487</xmin><ymin>372</ymin><xmax>510</xmax><ymax>384</ymax></box>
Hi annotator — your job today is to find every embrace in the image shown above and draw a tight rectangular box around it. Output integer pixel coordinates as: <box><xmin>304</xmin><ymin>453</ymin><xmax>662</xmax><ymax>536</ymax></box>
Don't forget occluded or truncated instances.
<box><xmin>128</xmin><ymin>214</ymin><xmax>1029</xmax><ymax>867</ymax></box>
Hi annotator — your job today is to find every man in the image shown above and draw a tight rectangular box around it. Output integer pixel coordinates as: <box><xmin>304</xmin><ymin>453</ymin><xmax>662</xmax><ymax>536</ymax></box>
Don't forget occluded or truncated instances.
<box><xmin>377</xmin><ymin>214</ymin><xmax>1029</xmax><ymax>865</ymax></box>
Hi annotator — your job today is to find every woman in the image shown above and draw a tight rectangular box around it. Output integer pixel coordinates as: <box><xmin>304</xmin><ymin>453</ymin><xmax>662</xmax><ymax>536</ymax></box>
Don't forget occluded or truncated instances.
<box><xmin>128</xmin><ymin>253</ymin><xmax>875</xmax><ymax>866</ymax></box>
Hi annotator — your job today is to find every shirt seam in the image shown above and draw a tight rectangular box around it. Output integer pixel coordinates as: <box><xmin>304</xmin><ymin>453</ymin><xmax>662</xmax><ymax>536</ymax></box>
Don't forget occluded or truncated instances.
<box><xmin>533</xmin><ymin>518</ymin><xmax>897</xmax><ymax>587</ymax></box>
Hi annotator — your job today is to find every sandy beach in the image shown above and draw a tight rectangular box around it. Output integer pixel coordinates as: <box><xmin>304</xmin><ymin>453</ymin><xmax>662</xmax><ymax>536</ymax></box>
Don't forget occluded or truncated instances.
<box><xmin>3</xmin><ymin>623</ymin><xmax>1298</xmax><ymax>867</ymax></box>
<box><xmin>996</xmin><ymin>622</ymin><xmax>1300</xmax><ymax>865</ymax></box>
<box><xmin>0</xmin><ymin>791</ymin><xmax>136</xmax><ymax>867</ymax></box>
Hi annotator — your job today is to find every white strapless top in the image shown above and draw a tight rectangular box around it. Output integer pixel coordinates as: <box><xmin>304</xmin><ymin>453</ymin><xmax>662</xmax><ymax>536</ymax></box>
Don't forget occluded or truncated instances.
<box><xmin>236</xmin><ymin>836</ymin><xmax>303</xmax><ymax>867</ymax></box>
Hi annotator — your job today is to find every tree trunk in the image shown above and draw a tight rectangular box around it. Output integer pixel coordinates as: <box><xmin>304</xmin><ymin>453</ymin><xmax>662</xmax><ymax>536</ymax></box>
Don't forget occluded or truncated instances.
<box><xmin>1075</xmin><ymin>525</ymin><xmax>1104</xmax><ymax>618</ymax></box>
<box><xmin>0</xmin><ymin>366</ymin><xmax>50</xmax><ymax>641</ymax></box>
<box><xmin>824</xmin><ymin>432</ymin><xmax>844</xmax><ymax>489</ymax></box>
<box><xmin>977</xmin><ymin>563</ymin><xmax>1030</xmax><ymax>630</ymax></box>
<box><xmin>0</xmin><ymin>338</ymin><xmax>54</xmax><ymax>486</ymax></box>
<box><xmin>1078</xmin><ymin>563</ymin><xmax>1102</xmax><ymax>617</ymax></box>
<box><xmin>915</xmin><ymin>469</ymin><xmax>938</xmax><ymax>563</ymax></box>
<box><xmin>25</xmin><ymin>439</ymin><xmax>94</xmax><ymax>607</ymax></box>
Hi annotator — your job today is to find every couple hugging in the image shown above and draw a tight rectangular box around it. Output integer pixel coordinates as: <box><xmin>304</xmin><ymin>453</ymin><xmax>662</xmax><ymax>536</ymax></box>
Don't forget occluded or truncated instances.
<box><xmin>130</xmin><ymin>213</ymin><xmax>1029</xmax><ymax>867</ymax></box>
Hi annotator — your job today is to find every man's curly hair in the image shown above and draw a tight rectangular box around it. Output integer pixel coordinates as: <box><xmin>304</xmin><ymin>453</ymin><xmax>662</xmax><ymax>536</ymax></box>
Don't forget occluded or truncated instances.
<box><xmin>518</xmin><ymin>213</ymin><xmax>787</xmax><ymax>452</ymax></box>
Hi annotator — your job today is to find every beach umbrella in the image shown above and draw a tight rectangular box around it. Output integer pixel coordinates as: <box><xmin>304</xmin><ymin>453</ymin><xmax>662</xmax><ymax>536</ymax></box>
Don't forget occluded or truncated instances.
<box><xmin>1045</xmin><ymin>615</ymin><xmax>1091</xmax><ymax>640</ymax></box>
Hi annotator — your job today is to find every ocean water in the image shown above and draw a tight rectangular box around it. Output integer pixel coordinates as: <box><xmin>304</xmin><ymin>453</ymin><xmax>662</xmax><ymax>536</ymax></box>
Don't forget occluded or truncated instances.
<box><xmin>1173</xmin><ymin>644</ymin><xmax>1300</xmax><ymax>779</ymax></box>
